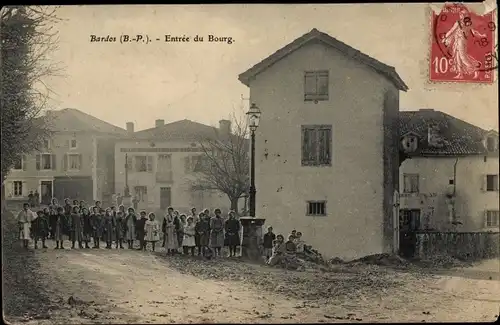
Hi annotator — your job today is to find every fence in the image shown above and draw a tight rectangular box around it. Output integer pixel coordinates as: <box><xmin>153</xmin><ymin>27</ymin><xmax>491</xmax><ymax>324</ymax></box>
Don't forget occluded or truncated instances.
<box><xmin>412</xmin><ymin>231</ymin><xmax>500</xmax><ymax>260</ymax></box>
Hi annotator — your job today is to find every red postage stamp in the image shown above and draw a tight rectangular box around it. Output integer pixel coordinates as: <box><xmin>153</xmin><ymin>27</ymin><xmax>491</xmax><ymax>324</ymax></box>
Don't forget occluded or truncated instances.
<box><xmin>430</xmin><ymin>3</ymin><xmax>497</xmax><ymax>83</ymax></box>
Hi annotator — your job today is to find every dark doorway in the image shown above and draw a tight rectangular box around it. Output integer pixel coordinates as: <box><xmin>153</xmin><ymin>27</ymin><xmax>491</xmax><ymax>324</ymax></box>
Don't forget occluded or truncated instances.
<box><xmin>160</xmin><ymin>187</ymin><xmax>171</xmax><ymax>211</ymax></box>
<box><xmin>399</xmin><ymin>209</ymin><xmax>421</xmax><ymax>258</ymax></box>
<box><xmin>40</xmin><ymin>181</ymin><xmax>53</xmax><ymax>205</ymax></box>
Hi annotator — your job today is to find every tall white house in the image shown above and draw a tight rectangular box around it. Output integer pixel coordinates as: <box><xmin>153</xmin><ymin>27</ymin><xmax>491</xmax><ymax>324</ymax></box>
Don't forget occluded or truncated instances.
<box><xmin>399</xmin><ymin>109</ymin><xmax>499</xmax><ymax>233</ymax></box>
<box><xmin>238</xmin><ymin>28</ymin><xmax>408</xmax><ymax>260</ymax></box>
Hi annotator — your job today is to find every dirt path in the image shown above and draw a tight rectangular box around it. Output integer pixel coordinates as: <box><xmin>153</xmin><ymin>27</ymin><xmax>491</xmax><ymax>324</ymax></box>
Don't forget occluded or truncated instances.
<box><xmin>4</xmin><ymin>240</ymin><xmax>500</xmax><ymax>324</ymax></box>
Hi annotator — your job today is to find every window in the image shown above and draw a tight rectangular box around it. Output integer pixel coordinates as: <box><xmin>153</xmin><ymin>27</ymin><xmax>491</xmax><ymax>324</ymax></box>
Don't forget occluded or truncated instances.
<box><xmin>36</xmin><ymin>154</ymin><xmax>55</xmax><ymax>170</ymax></box>
<box><xmin>304</xmin><ymin>71</ymin><xmax>329</xmax><ymax>101</ymax></box>
<box><xmin>449</xmin><ymin>179</ymin><xmax>454</xmax><ymax>185</ymax></box>
<box><xmin>157</xmin><ymin>154</ymin><xmax>172</xmax><ymax>173</ymax></box>
<box><xmin>301</xmin><ymin>125</ymin><xmax>332</xmax><ymax>166</ymax></box>
<box><xmin>12</xmin><ymin>156</ymin><xmax>23</xmax><ymax>170</ymax></box>
<box><xmin>43</xmin><ymin>139</ymin><xmax>50</xmax><ymax>150</ymax></box>
<box><xmin>134</xmin><ymin>186</ymin><xmax>148</xmax><ymax>202</ymax></box>
<box><xmin>307</xmin><ymin>201</ymin><xmax>326</xmax><ymax>216</ymax></box>
<box><xmin>13</xmin><ymin>181</ymin><xmax>23</xmax><ymax>197</ymax></box>
<box><xmin>70</xmin><ymin>139</ymin><xmax>77</xmax><ymax>149</ymax></box>
<box><xmin>68</xmin><ymin>154</ymin><xmax>82</xmax><ymax>170</ymax></box>
<box><xmin>486</xmin><ymin>136</ymin><xmax>497</xmax><ymax>152</ymax></box>
<box><xmin>486</xmin><ymin>174</ymin><xmax>499</xmax><ymax>191</ymax></box>
<box><xmin>403</xmin><ymin>174</ymin><xmax>419</xmax><ymax>193</ymax></box>
<box><xmin>485</xmin><ymin>210</ymin><xmax>499</xmax><ymax>228</ymax></box>
<box><xmin>134</xmin><ymin>155</ymin><xmax>153</xmax><ymax>172</ymax></box>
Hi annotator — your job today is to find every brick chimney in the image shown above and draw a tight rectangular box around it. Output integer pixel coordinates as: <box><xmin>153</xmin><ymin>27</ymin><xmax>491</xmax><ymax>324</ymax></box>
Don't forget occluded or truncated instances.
<box><xmin>126</xmin><ymin>122</ymin><xmax>134</xmax><ymax>133</ymax></box>
<box><xmin>155</xmin><ymin>119</ymin><xmax>165</xmax><ymax>128</ymax></box>
<box><xmin>219</xmin><ymin>119</ymin><xmax>231</xmax><ymax>135</ymax></box>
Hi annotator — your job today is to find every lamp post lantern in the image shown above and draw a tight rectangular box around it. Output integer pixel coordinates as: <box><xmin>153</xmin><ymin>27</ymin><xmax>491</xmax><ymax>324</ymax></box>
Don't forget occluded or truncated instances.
<box><xmin>246</xmin><ymin>103</ymin><xmax>261</xmax><ymax>218</ymax></box>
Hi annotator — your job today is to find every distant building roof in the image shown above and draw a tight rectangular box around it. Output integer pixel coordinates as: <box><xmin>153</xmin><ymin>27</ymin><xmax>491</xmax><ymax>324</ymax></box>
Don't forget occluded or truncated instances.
<box><xmin>132</xmin><ymin>119</ymin><xmax>219</xmax><ymax>141</ymax></box>
<box><xmin>400</xmin><ymin>109</ymin><xmax>498</xmax><ymax>156</ymax></box>
<box><xmin>43</xmin><ymin>108</ymin><xmax>127</xmax><ymax>135</ymax></box>
<box><xmin>238</xmin><ymin>28</ymin><xmax>409</xmax><ymax>91</ymax></box>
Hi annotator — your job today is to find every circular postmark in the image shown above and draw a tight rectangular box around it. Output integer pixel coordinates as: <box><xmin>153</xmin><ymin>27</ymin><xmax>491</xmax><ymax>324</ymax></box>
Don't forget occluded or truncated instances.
<box><xmin>432</xmin><ymin>4</ymin><xmax>498</xmax><ymax>79</ymax></box>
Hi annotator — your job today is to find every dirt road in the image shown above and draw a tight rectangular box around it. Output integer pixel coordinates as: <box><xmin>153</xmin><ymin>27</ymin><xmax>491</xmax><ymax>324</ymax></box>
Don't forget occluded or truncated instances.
<box><xmin>4</xmin><ymin>239</ymin><xmax>499</xmax><ymax>324</ymax></box>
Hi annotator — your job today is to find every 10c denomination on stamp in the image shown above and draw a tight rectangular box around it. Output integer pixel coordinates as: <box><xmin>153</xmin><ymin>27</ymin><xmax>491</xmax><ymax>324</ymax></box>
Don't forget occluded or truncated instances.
<box><xmin>430</xmin><ymin>2</ymin><xmax>497</xmax><ymax>83</ymax></box>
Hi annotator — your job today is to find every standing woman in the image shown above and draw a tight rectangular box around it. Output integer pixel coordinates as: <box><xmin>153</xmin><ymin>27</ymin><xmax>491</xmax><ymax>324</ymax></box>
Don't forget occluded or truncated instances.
<box><xmin>70</xmin><ymin>205</ymin><xmax>84</xmax><ymax>249</ymax></box>
<box><xmin>17</xmin><ymin>203</ymin><xmax>36</xmax><ymax>249</ymax></box>
<box><xmin>144</xmin><ymin>212</ymin><xmax>160</xmax><ymax>252</ymax></box>
<box><xmin>162</xmin><ymin>207</ymin><xmax>174</xmax><ymax>247</ymax></box>
<box><xmin>164</xmin><ymin>208</ymin><xmax>178</xmax><ymax>255</ymax></box>
<box><xmin>224</xmin><ymin>210</ymin><xmax>241</xmax><ymax>257</ymax></box>
<box><xmin>209</xmin><ymin>208</ymin><xmax>225</xmax><ymax>258</ymax></box>
<box><xmin>90</xmin><ymin>206</ymin><xmax>103</xmax><ymax>249</ymax></box>
<box><xmin>81</xmin><ymin>207</ymin><xmax>92</xmax><ymax>249</ymax></box>
<box><xmin>48</xmin><ymin>198</ymin><xmax>60</xmax><ymax>239</ymax></box>
<box><xmin>103</xmin><ymin>208</ymin><xmax>116</xmax><ymax>249</ymax></box>
<box><xmin>118</xmin><ymin>205</ymin><xmax>126</xmax><ymax>217</ymax></box>
<box><xmin>115</xmin><ymin>211</ymin><xmax>126</xmax><ymax>249</ymax></box>
<box><xmin>124</xmin><ymin>207</ymin><xmax>137</xmax><ymax>249</ymax></box>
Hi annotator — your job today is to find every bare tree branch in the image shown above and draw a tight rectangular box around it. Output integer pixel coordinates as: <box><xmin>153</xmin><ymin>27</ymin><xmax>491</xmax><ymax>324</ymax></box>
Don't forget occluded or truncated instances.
<box><xmin>189</xmin><ymin>111</ymin><xmax>250</xmax><ymax>213</ymax></box>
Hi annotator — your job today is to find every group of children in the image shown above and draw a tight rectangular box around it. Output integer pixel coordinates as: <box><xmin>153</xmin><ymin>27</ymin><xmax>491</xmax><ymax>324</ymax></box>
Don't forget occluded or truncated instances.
<box><xmin>16</xmin><ymin>198</ymin><xmax>242</xmax><ymax>258</ymax></box>
<box><xmin>262</xmin><ymin>227</ymin><xmax>306</xmax><ymax>269</ymax></box>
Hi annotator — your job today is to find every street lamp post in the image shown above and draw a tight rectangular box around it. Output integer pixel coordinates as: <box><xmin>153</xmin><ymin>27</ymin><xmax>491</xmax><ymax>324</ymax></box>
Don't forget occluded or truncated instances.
<box><xmin>246</xmin><ymin>103</ymin><xmax>261</xmax><ymax>218</ymax></box>
<box><xmin>124</xmin><ymin>153</ymin><xmax>130</xmax><ymax>197</ymax></box>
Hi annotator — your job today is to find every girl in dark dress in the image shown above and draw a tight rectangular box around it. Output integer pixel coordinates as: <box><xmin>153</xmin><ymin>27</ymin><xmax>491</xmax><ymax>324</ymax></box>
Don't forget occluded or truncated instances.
<box><xmin>70</xmin><ymin>205</ymin><xmax>84</xmax><ymax>249</ymax></box>
<box><xmin>54</xmin><ymin>207</ymin><xmax>67</xmax><ymax>249</ymax></box>
<box><xmin>135</xmin><ymin>210</ymin><xmax>148</xmax><ymax>251</ymax></box>
<box><xmin>195</xmin><ymin>213</ymin><xmax>211</xmax><ymax>257</ymax></box>
<box><xmin>115</xmin><ymin>211</ymin><xmax>126</xmax><ymax>249</ymax></box>
<box><xmin>81</xmin><ymin>207</ymin><xmax>92</xmax><ymax>249</ymax></box>
<box><xmin>48</xmin><ymin>198</ymin><xmax>60</xmax><ymax>239</ymax></box>
<box><xmin>32</xmin><ymin>208</ymin><xmax>50</xmax><ymax>249</ymax></box>
<box><xmin>90</xmin><ymin>206</ymin><xmax>103</xmax><ymax>249</ymax></box>
<box><xmin>103</xmin><ymin>208</ymin><xmax>116</xmax><ymax>249</ymax></box>
<box><xmin>224</xmin><ymin>210</ymin><xmax>241</xmax><ymax>257</ymax></box>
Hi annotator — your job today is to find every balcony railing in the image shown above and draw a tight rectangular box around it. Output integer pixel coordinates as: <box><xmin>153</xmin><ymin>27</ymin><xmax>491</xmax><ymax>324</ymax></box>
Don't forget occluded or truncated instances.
<box><xmin>156</xmin><ymin>171</ymin><xmax>173</xmax><ymax>183</ymax></box>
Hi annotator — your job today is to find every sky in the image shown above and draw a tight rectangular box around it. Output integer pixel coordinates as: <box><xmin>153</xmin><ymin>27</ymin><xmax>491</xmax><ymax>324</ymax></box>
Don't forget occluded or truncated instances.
<box><xmin>43</xmin><ymin>3</ymin><xmax>498</xmax><ymax>132</ymax></box>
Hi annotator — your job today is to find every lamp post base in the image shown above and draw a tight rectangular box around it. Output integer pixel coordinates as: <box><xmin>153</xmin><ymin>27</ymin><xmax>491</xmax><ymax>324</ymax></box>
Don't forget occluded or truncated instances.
<box><xmin>240</xmin><ymin>217</ymin><xmax>266</xmax><ymax>261</ymax></box>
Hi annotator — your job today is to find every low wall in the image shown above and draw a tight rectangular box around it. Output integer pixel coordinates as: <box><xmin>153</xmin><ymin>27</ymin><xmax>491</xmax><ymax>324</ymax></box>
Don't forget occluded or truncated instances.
<box><xmin>414</xmin><ymin>231</ymin><xmax>500</xmax><ymax>260</ymax></box>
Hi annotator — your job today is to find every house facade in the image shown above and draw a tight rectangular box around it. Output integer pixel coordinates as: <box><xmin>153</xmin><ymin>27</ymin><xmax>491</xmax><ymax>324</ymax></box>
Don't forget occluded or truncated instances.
<box><xmin>4</xmin><ymin>108</ymin><xmax>127</xmax><ymax>206</ymax></box>
<box><xmin>238</xmin><ymin>28</ymin><xmax>408</xmax><ymax>260</ymax></box>
<box><xmin>399</xmin><ymin>109</ymin><xmax>499</xmax><ymax>233</ymax></box>
<box><xmin>114</xmin><ymin>119</ymin><xmax>242</xmax><ymax>215</ymax></box>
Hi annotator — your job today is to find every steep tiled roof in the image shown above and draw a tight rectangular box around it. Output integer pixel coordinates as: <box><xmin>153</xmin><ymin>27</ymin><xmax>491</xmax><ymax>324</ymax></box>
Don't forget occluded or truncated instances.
<box><xmin>400</xmin><ymin>109</ymin><xmax>498</xmax><ymax>156</ymax></box>
<box><xmin>132</xmin><ymin>119</ymin><xmax>219</xmax><ymax>141</ymax></box>
<box><xmin>43</xmin><ymin>108</ymin><xmax>127</xmax><ymax>135</ymax></box>
<box><xmin>238</xmin><ymin>28</ymin><xmax>408</xmax><ymax>91</ymax></box>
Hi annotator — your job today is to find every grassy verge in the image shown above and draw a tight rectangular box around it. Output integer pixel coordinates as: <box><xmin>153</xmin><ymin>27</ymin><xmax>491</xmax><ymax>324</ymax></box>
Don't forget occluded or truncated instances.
<box><xmin>2</xmin><ymin>209</ymin><xmax>52</xmax><ymax>322</ymax></box>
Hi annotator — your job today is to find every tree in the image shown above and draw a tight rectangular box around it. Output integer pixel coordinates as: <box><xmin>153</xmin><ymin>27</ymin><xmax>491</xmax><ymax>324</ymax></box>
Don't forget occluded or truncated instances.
<box><xmin>191</xmin><ymin>113</ymin><xmax>249</xmax><ymax>214</ymax></box>
<box><xmin>1</xmin><ymin>6</ymin><xmax>62</xmax><ymax>183</ymax></box>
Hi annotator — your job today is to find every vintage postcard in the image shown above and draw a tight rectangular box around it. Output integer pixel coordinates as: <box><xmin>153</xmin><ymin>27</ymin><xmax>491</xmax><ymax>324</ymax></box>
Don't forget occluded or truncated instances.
<box><xmin>1</xmin><ymin>3</ymin><xmax>498</xmax><ymax>324</ymax></box>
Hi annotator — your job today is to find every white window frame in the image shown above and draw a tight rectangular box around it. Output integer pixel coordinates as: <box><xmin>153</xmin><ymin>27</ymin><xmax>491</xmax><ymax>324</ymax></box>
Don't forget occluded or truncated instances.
<box><xmin>485</xmin><ymin>210</ymin><xmax>500</xmax><ymax>228</ymax></box>
<box><xmin>134</xmin><ymin>155</ymin><xmax>153</xmax><ymax>173</ymax></box>
<box><xmin>43</xmin><ymin>139</ymin><xmax>51</xmax><ymax>150</ymax></box>
<box><xmin>67</xmin><ymin>153</ymin><xmax>81</xmax><ymax>171</ymax></box>
<box><xmin>12</xmin><ymin>156</ymin><xmax>23</xmax><ymax>170</ymax></box>
<box><xmin>39</xmin><ymin>153</ymin><xmax>53</xmax><ymax>170</ymax></box>
<box><xmin>403</xmin><ymin>173</ymin><xmax>420</xmax><ymax>194</ymax></box>
<box><xmin>70</xmin><ymin>139</ymin><xmax>78</xmax><ymax>150</ymax></box>
<box><xmin>12</xmin><ymin>181</ymin><xmax>23</xmax><ymax>197</ymax></box>
<box><xmin>306</xmin><ymin>200</ymin><xmax>327</xmax><ymax>216</ymax></box>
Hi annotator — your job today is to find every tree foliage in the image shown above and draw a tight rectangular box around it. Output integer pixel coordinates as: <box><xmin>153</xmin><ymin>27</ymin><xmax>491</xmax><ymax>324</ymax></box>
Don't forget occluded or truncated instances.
<box><xmin>191</xmin><ymin>113</ymin><xmax>249</xmax><ymax>213</ymax></box>
<box><xmin>1</xmin><ymin>6</ymin><xmax>62</xmax><ymax>183</ymax></box>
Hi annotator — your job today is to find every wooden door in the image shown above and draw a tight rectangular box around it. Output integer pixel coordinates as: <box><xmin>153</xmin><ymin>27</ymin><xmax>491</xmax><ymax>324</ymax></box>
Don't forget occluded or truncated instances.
<box><xmin>160</xmin><ymin>187</ymin><xmax>171</xmax><ymax>211</ymax></box>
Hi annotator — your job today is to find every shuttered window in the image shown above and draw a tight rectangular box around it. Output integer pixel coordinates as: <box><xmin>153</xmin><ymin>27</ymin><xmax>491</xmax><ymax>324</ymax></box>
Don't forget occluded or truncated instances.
<box><xmin>301</xmin><ymin>125</ymin><xmax>332</xmax><ymax>166</ymax></box>
<box><xmin>485</xmin><ymin>210</ymin><xmax>500</xmax><ymax>228</ymax></box>
<box><xmin>134</xmin><ymin>155</ymin><xmax>153</xmax><ymax>172</ymax></box>
<box><xmin>36</xmin><ymin>154</ymin><xmax>56</xmax><ymax>170</ymax></box>
<box><xmin>403</xmin><ymin>174</ymin><xmax>419</xmax><ymax>193</ymax></box>
<box><xmin>304</xmin><ymin>71</ymin><xmax>329</xmax><ymax>101</ymax></box>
